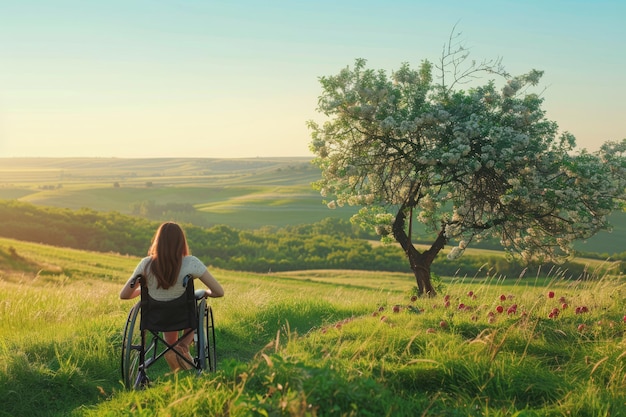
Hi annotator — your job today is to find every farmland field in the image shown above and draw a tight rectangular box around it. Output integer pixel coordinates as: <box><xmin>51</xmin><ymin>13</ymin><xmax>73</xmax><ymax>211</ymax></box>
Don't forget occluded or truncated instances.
<box><xmin>0</xmin><ymin>157</ymin><xmax>624</xmax><ymax>255</ymax></box>
<box><xmin>0</xmin><ymin>157</ymin><xmax>361</xmax><ymax>229</ymax></box>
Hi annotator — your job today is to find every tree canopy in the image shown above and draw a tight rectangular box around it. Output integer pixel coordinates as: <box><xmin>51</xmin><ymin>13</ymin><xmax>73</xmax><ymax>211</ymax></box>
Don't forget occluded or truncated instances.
<box><xmin>308</xmin><ymin>42</ymin><xmax>625</xmax><ymax>296</ymax></box>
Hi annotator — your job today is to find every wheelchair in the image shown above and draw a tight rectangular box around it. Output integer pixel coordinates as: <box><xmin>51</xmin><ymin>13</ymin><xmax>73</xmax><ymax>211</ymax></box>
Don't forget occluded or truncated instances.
<box><xmin>121</xmin><ymin>274</ymin><xmax>217</xmax><ymax>389</ymax></box>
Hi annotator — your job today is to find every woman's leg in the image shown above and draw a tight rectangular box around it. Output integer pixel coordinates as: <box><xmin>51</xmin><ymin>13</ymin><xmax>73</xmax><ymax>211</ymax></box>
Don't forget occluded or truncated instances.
<box><xmin>176</xmin><ymin>329</ymin><xmax>195</xmax><ymax>369</ymax></box>
<box><xmin>164</xmin><ymin>331</ymin><xmax>179</xmax><ymax>345</ymax></box>
<box><xmin>163</xmin><ymin>331</ymin><xmax>182</xmax><ymax>371</ymax></box>
<box><xmin>178</xmin><ymin>329</ymin><xmax>194</xmax><ymax>350</ymax></box>
<box><xmin>163</xmin><ymin>330</ymin><xmax>194</xmax><ymax>370</ymax></box>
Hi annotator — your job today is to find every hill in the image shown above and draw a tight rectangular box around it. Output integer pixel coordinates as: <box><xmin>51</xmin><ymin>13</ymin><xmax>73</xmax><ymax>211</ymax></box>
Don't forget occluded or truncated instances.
<box><xmin>0</xmin><ymin>157</ymin><xmax>624</xmax><ymax>255</ymax></box>
<box><xmin>0</xmin><ymin>157</ymin><xmax>361</xmax><ymax>229</ymax></box>
<box><xmin>1</xmin><ymin>238</ymin><xmax>626</xmax><ymax>416</ymax></box>
<box><xmin>0</xmin><ymin>199</ymin><xmax>621</xmax><ymax>278</ymax></box>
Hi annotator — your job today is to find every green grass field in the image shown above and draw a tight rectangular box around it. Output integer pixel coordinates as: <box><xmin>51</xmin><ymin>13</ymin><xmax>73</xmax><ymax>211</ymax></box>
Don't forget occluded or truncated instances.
<box><xmin>0</xmin><ymin>157</ymin><xmax>624</xmax><ymax>254</ymax></box>
<box><xmin>0</xmin><ymin>157</ymin><xmax>362</xmax><ymax>229</ymax></box>
<box><xmin>1</xmin><ymin>237</ymin><xmax>625</xmax><ymax>416</ymax></box>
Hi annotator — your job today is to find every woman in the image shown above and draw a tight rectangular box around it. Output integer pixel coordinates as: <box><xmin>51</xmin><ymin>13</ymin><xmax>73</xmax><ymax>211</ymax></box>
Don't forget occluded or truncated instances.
<box><xmin>120</xmin><ymin>222</ymin><xmax>224</xmax><ymax>371</ymax></box>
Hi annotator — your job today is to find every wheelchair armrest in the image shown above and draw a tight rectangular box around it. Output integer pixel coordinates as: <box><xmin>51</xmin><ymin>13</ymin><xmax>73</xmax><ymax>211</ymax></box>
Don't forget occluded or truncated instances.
<box><xmin>195</xmin><ymin>289</ymin><xmax>207</xmax><ymax>300</ymax></box>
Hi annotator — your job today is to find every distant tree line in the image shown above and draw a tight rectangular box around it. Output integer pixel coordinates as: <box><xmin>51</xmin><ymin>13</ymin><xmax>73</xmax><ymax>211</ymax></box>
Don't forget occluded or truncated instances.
<box><xmin>0</xmin><ymin>200</ymin><xmax>621</xmax><ymax>278</ymax></box>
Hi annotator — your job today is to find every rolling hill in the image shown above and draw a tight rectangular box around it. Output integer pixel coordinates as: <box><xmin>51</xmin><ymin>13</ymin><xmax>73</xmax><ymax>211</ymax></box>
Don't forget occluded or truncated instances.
<box><xmin>0</xmin><ymin>157</ymin><xmax>624</xmax><ymax>255</ymax></box>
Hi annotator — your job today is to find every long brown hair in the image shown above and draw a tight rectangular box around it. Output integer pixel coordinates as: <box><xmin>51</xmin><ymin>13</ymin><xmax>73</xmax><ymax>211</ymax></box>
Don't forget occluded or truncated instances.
<box><xmin>146</xmin><ymin>222</ymin><xmax>190</xmax><ymax>289</ymax></box>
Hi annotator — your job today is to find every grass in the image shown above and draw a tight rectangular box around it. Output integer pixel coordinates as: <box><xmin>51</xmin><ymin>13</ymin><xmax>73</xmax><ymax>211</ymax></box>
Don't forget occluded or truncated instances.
<box><xmin>1</xmin><ymin>157</ymin><xmax>623</xmax><ymax>253</ymax></box>
<box><xmin>0</xmin><ymin>157</ymin><xmax>362</xmax><ymax>229</ymax></box>
<box><xmin>1</xmin><ymin>237</ymin><xmax>625</xmax><ymax>416</ymax></box>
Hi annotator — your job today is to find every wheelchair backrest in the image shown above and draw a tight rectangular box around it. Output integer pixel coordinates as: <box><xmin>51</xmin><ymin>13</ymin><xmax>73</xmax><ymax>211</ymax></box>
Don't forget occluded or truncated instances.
<box><xmin>137</xmin><ymin>274</ymin><xmax>199</xmax><ymax>332</ymax></box>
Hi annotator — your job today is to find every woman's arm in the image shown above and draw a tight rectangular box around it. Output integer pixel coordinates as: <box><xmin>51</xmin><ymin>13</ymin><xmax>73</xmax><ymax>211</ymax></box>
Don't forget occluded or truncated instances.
<box><xmin>198</xmin><ymin>269</ymin><xmax>224</xmax><ymax>298</ymax></box>
<box><xmin>120</xmin><ymin>276</ymin><xmax>141</xmax><ymax>299</ymax></box>
<box><xmin>122</xmin><ymin>258</ymin><xmax>149</xmax><ymax>299</ymax></box>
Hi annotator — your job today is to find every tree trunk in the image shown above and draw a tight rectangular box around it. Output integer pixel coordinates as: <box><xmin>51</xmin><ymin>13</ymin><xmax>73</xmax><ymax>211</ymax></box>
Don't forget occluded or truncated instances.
<box><xmin>406</xmin><ymin>245</ymin><xmax>436</xmax><ymax>296</ymax></box>
<box><xmin>393</xmin><ymin>204</ymin><xmax>447</xmax><ymax>297</ymax></box>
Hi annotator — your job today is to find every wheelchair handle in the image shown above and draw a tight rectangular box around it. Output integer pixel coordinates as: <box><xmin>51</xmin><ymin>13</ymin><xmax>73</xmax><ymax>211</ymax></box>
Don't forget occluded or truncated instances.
<box><xmin>129</xmin><ymin>274</ymin><xmax>143</xmax><ymax>288</ymax></box>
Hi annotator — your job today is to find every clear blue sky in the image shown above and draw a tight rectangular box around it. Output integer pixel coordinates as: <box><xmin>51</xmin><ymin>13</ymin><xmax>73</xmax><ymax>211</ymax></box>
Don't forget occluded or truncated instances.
<box><xmin>0</xmin><ymin>0</ymin><xmax>624</xmax><ymax>158</ymax></box>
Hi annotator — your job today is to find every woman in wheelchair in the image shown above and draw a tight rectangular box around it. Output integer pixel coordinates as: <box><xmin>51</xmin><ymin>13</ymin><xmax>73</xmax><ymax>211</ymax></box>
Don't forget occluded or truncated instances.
<box><xmin>120</xmin><ymin>222</ymin><xmax>224</xmax><ymax>372</ymax></box>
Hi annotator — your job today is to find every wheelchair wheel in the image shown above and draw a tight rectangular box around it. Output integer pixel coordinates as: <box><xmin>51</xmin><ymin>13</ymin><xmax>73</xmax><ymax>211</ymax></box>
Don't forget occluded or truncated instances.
<box><xmin>121</xmin><ymin>302</ymin><xmax>155</xmax><ymax>389</ymax></box>
<box><xmin>196</xmin><ymin>299</ymin><xmax>217</xmax><ymax>372</ymax></box>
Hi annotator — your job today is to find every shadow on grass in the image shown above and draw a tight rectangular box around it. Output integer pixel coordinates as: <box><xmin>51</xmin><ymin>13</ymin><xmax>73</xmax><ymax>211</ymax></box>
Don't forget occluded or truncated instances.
<box><xmin>0</xmin><ymin>348</ymin><xmax>110</xmax><ymax>417</ymax></box>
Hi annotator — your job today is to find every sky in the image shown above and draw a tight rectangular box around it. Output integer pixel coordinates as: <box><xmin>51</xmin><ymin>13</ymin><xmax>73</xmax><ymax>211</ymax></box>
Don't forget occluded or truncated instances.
<box><xmin>0</xmin><ymin>0</ymin><xmax>624</xmax><ymax>159</ymax></box>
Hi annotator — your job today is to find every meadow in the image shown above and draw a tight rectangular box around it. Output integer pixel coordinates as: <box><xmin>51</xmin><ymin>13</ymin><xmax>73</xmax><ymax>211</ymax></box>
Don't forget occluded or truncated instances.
<box><xmin>0</xmin><ymin>157</ymin><xmax>359</xmax><ymax>230</ymax></box>
<box><xmin>0</xmin><ymin>157</ymin><xmax>624</xmax><ymax>255</ymax></box>
<box><xmin>1</xmin><ymin>157</ymin><xmax>625</xmax><ymax>415</ymax></box>
<box><xmin>1</xmin><ymin>237</ymin><xmax>625</xmax><ymax>416</ymax></box>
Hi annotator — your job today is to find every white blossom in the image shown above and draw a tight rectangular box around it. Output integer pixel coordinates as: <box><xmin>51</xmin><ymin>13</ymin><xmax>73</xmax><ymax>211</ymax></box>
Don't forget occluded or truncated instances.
<box><xmin>311</xmin><ymin>58</ymin><xmax>625</xmax><ymax>273</ymax></box>
<box><xmin>447</xmin><ymin>247</ymin><xmax>465</xmax><ymax>260</ymax></box>
<box><xmin>381</xmin><ymin>116</ymin><xmax>396</xmax><ymax>131</ymax></box>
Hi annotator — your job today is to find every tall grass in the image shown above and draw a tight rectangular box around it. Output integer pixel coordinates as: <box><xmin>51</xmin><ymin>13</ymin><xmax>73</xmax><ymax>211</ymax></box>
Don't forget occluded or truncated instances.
<box><xmin>1</xmin><ymin>238</ymin><xmax>625</xmax><ymax>416</ymax></box>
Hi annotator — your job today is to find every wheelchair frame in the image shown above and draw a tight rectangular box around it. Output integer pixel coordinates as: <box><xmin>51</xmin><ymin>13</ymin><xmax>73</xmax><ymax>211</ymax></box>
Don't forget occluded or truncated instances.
<box><xmin>121</xmin><ymin>274</ymin><xmax>217</xmax><ymax>389</ymax></box>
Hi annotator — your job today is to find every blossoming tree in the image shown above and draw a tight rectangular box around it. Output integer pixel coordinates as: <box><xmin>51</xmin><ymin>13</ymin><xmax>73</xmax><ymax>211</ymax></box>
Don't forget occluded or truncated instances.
<box><xmin>308</xmin><ymin>46</ymin><xmax>625</xmax><ymax>297</ymax></box>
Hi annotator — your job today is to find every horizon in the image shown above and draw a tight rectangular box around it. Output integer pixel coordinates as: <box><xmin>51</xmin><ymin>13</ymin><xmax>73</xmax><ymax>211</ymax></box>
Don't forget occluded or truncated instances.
<box><xmin>1</xmin><ymin>0</ymin><xmax>624</xmax><ymax>159</ymax></box>
<box><xmin>0</xmin><ymin>155</ymin><xmax>314</xmax><ymax>160</ymax></box>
